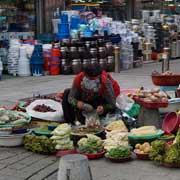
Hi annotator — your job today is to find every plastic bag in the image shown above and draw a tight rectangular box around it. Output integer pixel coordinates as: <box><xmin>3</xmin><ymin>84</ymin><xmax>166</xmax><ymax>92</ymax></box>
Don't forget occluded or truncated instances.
<box><xmin>125</xmin><ymin>103</ymin><xmax>140</xmax><ymax>118</ymax></box>
<box><xmin>100</xmin><ymin>113</ymin><xmax>122</xmax><ymax>127</ymax></box>
<box><xmin>82</xmin><ymin>111</ymin><xmax>101</xmax><ymax>128</ymax></box>
<box><xmin>116</xmin><ymin>95</ymin><xmax>134</xmax><ymax>111</ymax></box>
<box><xmin>26</xmin><ymin>99</ymin><xmax>63</xmax><ymax>122</ymax></box>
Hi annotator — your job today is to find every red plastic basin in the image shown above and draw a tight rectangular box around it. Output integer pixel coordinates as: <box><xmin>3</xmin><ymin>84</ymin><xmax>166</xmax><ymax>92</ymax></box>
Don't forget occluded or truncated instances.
<box><xmin>162</xmin><ymin>112</ymin><xmax>180</xmax><ymax>134</ymax></box>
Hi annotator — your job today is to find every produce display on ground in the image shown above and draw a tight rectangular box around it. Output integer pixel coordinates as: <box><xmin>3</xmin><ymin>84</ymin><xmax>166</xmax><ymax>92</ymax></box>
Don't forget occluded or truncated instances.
<box><xmin>105</xmin><ymin>146</ymin><xmax>132</xmax><ymax>162</ymax></box>
<box><xmin>23</xmin><ymin>134</ymin><xmax>56</xmax><ymax>154</ymax></box>
<box><xmin>135</xmin><ymin>88</ymin><xmax>168</xmax><ymax>103</ymax></box>
<box><xmin>77</xmin><ymin>134</ymin><xmax>103</xmax><ymax>154</ymax></box>
<box><xmin>1</xmin><ymin>85</ymin><xmax>180</xmax><ymax>168</ymax></box>
<box><xmin>33</xmin><ymin>104</ymin><xmax>56</xmax><ymax>112</ymax></box>
<box><xmin>0</xmin><ymin>108</ymin><xmax>30</xmax><ymax>128</ymax></box>
<box><xmin>106</xmin><ymin>120</ymin><xmax>128</xmax><ymax>132</ymax></box>
<box><xmin>71</xmin><ymin>126</ymin><xmax>104</xmax><ymax>135</ymax></box>
<box><xmin>51</xmin><ymin>124</ymin><xmax>74</xmax><ymax>150</ymax></box>
<box><xmin>135</xmin><ymin>142</ymin><xmax>151</xmax><ymax>154</ymax></box>
<box><xmin>149</xmin><ymin>129</ymin><xmax>180</xmax><ymax>166</ymax></box>
<box><xmin>130</xmin><ymin>126</ymin><xmax>157</xmax><ymax>136</ymax></box>
<box><xmin>103</xmin><ymin>131</ymin><xmax>129</xmax><ymax>150</ymax></box>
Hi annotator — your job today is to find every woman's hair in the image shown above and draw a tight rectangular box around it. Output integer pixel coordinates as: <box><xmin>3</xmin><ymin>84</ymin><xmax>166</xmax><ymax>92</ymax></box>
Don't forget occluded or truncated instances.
<box><xmin>83</xmin><ymin>64</ymin><xmax>102</xmax><ymax>77</ymax></box>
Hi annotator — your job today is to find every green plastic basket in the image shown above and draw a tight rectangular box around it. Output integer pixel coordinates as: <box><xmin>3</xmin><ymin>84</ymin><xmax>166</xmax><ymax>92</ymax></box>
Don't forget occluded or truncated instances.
<box><xmin>0</xmin><ymin>111</ymin><xmax>31</xmax><ymax>128</ymax></box>
<box><xmin>128</xmin><ymin>129</ymin><xmax>164</xmax><ymax>140</ymax></box>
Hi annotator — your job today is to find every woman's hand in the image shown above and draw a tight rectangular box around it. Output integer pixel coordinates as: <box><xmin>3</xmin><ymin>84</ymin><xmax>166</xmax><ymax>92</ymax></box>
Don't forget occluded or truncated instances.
<box><xmin>96</xmin><ymin>106</ymin><xmax>104</xmax><ymax>115</ymax></box>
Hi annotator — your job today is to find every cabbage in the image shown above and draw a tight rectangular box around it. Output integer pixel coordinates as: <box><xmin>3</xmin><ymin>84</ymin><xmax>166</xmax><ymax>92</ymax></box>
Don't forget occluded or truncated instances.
<box><xmin>78</xmin><ymin>135</ymin><xmax>103</xmax><ymax>154</ymax></box>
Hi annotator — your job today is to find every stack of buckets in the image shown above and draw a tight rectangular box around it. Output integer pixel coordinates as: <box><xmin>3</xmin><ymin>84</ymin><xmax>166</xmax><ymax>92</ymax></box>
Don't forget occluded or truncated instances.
<box><xmin>50</xmin><ymin>48</ymin><xmax>61</xmax><ymax>75</ymax></box>
<box><xmin>43</xmin><ymin>49</ymin><xmax>51</xmax><ymax>75</ymax></box>
<box><xmin>57</xmin><ymin>13</ymin><xmax>70</xmax><ymax>40</ymax></box>
<box><xmin>70</xmin><ymin>15</ymin><xmax>80</xmax><ymax>39</ymax></box>
<box><xmin>18</xmin><ymin>46</ymin><xmax>31</xmax><ymax>76</ymax></box>
<box><xmin>30</xmin><ymin>44</ymin><xmax>44</xmax><ymax>76</ymax></box>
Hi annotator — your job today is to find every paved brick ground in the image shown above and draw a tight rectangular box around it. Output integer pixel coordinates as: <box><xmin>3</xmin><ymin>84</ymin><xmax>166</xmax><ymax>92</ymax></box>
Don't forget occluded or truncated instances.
<box><xmin>0</xmin><ymin>60</ymin><xmax>180</xmax><ymax>180</ymax></box>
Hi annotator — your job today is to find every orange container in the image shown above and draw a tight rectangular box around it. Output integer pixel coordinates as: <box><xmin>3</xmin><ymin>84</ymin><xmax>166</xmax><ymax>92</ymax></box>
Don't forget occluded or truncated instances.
<box><xmin>51</xmin><ymin>48</ymin><xmax>61</xmax><ymax>57</ymax></box>
<box><xmin>50</xmin><ymin>56</ymin><xmax>60</xmax><ymax>75</ymax></box>
<box><xmin>43</xmin><ymin>56</ymin><xmax>50</xmax><ymax>72</ymax></box>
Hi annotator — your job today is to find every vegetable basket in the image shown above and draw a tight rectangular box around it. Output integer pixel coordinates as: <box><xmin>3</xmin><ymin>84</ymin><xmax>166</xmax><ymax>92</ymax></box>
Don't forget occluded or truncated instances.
<box><xmin>71</xmin><ymin>126</ymin><xmax>105</xmax><ymax>145</ymax></box>
<box><xmin>0</xmin><ymin>111</ymin><xmax>31</xmax><ymax>128</ymax></box>
<box><xmin>152</xmin><ymin>74</ymin><xmax>180</xmax><ymax>86</ymax></box>
<box><xmin>77</xmin><ymin>150</ymin><xmax>106</xmax><ymax>159</ymax></box>
<box><xmin>133</xmin><ymin>96</ymin><xmax>168</xmax><ymax>109</ymax></box>
<box><xmin>56</xmin><ymin>149</ymin><xmax>77</xmax><ymax>157</ymax></box>
<box><xmin>105</xmin><ymin>154</ymin><xmax>132</xmax><ymax>163</ymax></box>
<box><xmin>163</xmin><ymin>162</ymin><xmax>180</xmax><ymax>168</ymax></box>
<box><xmin>134</xmin><ymin>150</ymin><xmax>149</xmax><ymax>160</ymax></box>
<box><xmin>128</xmin><ymin>129</ymin><xmax>164</xmax><ymax>147</ymax></box>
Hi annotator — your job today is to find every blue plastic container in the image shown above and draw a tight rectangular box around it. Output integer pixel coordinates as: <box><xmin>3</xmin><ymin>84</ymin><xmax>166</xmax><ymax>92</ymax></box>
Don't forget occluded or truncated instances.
<box><xmin>58</xmin><ymin>23</ymin><xmax>70</xmax><ymax>34</ymax></box>
<box><xmin>34</xmin><ymin>44</ymin><xmax>43</xmax><ymax>51</ymax></box>
<box><xmin>30</xmin><ymin>57</ymin><xmax>44</xmax><ymax>64</ymax></box>
<box><xmin>56</xmin><ymin>33</ymin><xmax>70</xmax><ymax>40</ymax></box>
<box><xmin>70</xmin><ymin>15</ymin><xmax>80</xmax><ymax>30</ymax></box>
<box><xmin>61</xmin><ymin>13</ymin><xmax>68</xmax><ymax>24</ymax></box>
<box><xmin>30</xmin><ymin>63</ymin><xmax>43</xmax><ymax>76</ymax></box>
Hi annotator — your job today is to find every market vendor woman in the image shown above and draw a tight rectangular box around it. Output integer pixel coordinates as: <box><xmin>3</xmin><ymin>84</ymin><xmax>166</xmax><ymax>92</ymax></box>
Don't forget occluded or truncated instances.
<box><xmin>62</xmin><ymin>64</ymin><xmax>120</xmax><ymax>125</ymax></box>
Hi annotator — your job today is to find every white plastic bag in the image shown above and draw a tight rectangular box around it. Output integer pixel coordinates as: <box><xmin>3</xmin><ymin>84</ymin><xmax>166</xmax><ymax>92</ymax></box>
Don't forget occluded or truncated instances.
<box><xmin>116</xmin><ymin>95</ymin><xmax>134</xmax><ymax>111</ymax></box>
<box><xmin>82</xmin><ymin>111</ymin><xmax>101</xmax><ymax>128</ymax></box>
<box><xmin>26</xmin><ymin>99</ymin><xmax>63</xmax><ymax>122</ymax></box>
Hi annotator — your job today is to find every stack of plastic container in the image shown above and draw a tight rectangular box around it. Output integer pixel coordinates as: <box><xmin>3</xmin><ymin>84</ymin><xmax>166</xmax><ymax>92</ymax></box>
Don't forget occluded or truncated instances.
<box><xmin>50</xmin><ymin>48</ymin><xmax>61</xmax><ymax>75</ymax></box>
<box><xmin>18</xmin><ymin>46</ymin><xmax>31</xmax><ymax>76</ymax></box>
<box><xmin>43</xmin><ymin>44</ymin><xmax>52</xmax><ymax>75</ymax></box>
<box><xmin>7</xmin><ymin>39</ymin><xmax>20</xmax><ymax>76</ymax></box>
<box><xmin>0</xmin><ymin>48</ymin><xmax>7</xmax><ymax>72</ymax></box>
<box><xmin>57</xmin><ymin>13</ymin><xmax>70</xmax><ymax>40</ymax></box>
<box><xmin>120</xmin><ymin>42</ymin><xmax>134</xmax><ymax>70</ymax></box>
<box><xmin>30</xmin><ymin>44</ymin><xmax>44</xmax><ymax>76</ymax></box>
<box><xmin>70</xmin><ymin>15</ymin><xmax>80</xmax><ymax>38</ymax></box>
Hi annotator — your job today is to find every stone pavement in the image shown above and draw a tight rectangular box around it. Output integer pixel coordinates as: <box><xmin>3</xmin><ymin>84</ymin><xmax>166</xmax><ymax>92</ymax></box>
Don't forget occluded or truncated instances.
<box><xmin>0</xmin><ymin>60</ymin><xmax>180</xmax><ymax>180</ymax></box>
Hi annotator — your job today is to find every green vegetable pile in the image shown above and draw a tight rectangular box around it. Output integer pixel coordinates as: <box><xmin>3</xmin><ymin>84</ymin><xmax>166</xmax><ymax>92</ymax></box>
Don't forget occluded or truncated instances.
<box><xmin>0</xmin><ymin>108</ymin><xmax>29</xmax><ymax>126</ymax></box>
<box><xmin>24</xmin><ymin>134</ymin><xmax>56</xmax><ymax>155</ymax></box>
<box><xmin>78</xmin><ymin>134</ymin><xmax>103</xmax><ymax>154</ymax></box>
<box><xmin>150</xmin><ymin>129</ymin><xmax>180</xmax><ymax>164</ymax></box>
<box><xmin>163</xmin><ymin>130</ymin><xmax>180</xmax><ymax>164</ymax></box>
<box><xmin>149</xmin><ymin>140</ymin><xmax>166</xmax><ymax>162</ymax></box>
<box><xmin>106</xmin><ymin>146</ymin><xmax>131</xmax><ymax>158</ymax></box>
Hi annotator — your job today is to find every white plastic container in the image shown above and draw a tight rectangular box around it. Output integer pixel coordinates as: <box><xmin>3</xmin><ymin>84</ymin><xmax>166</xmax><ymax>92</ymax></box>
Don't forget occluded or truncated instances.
<box><xmin>122</xmin><ymin>61</ymin><xmax>132</xmax><ymax>70</ymax></box>
<box><xmin>18</xmin><ymin>46</ymin><xmax>31</xmax><ymax>76</ymax></box>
